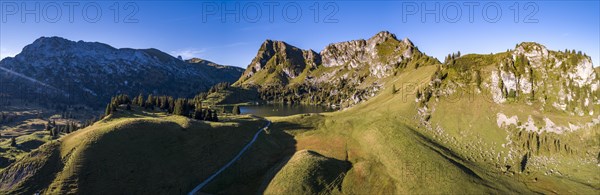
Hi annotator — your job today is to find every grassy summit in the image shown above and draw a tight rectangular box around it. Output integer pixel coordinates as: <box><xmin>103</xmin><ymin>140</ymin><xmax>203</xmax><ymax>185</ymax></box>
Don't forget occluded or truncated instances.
<box><xmin>0</xmin><ymin>109</ymin><xmax>277</xmax><ymax>194</ymax></box>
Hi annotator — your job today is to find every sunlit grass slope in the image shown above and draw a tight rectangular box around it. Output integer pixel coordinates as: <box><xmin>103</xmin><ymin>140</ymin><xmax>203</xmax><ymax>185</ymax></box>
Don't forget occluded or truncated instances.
<box><xmin>263</xmin><ymin>65</ymin><xmax>599</xmax><ymax>194</ymax></box>
<box><xmin>0</xmin><ymin>109</ymin><xmax>269</xmax><ymax>194</ymax></box>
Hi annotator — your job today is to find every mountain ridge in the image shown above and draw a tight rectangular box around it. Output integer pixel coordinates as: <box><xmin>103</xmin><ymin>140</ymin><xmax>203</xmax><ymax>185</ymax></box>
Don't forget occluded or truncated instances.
<box><xmin>220</xmin><ymin>31</ymin><xmax>437</xmax><ymax>107</ymax></box>
<box><xmin>0</xmin><ymin>37</ymin><xmax>244</xmax><ymax>108</ymax></box>
<box><xmin>229</xmin><ymin>31</ymin><xmax>598</xmax><ymax>111</ymax></box>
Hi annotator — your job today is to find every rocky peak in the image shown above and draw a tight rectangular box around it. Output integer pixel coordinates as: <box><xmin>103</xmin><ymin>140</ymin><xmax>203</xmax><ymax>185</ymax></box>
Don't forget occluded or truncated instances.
<box><xmin>238</xmin><ymin>39</ymin><xmax>315</xmax><ymax>84</ymax></box>
<box><xmin>260</xmin><ymin>40</ymin><xmax>292</xmax><ymax>53</ymax></box>
<box><xmin>402</xmin><ymin>38</ymin><xmax>414</xmax><ymax>47</ymax></box>
<box><xmin>22</xmin><ymin>36</ymin><xmax>74</xmax><ymax>54</ymax></box>
<box><xmin>303</xmin><ymin>49</ymin><xmax>322</xmax><ymax>69</ymax></box>
<box><xmin>510</xmin><ymin>42</ymin><xmax>549</xmax><ymax>69</ymax></box>
<box><xmin>255</xmin><ymin>40</ymin><xmax>300</xmax><ymax>63</ymax></box>
<box><xmin>513</xmin><ymin>42</ymin><xmax>549</xmax><ymax>59</ymax></box>
<box><xmin>511</xmin><ymin>42</ymin><xmax>596</xmax><ymax>88</ymax></box>
<box><xmin>321</xmin><ymin>31</ymin><xmax>414</xmax><ymax>71</ymax></box>
<box><xmin>239</xmin><ymin>31</ymin><xmax>427</xmax><ymax>86</ymax></box>
<box><xmin>367</xmin><ymin>31</ymin><xmax>398</xmax><ymax>45</ymax></box>
<box><xmin>19</xmin><ymin>36</ymin><xmax>118</xmax><ymax>61</ymax></box>
<box><xmin>515</xmin><ymin>42</ymin><xmax>546</xmax><ymax>50</ymax></box>
<box><xmin>186</xmin><ymin>58</ymin><xmax>206</xmax><ymax>64</ymax></box>
<box><xmin>31</xmin><ymin>36</ymin><xmax>71</xmax><ymax>46</ymax></box>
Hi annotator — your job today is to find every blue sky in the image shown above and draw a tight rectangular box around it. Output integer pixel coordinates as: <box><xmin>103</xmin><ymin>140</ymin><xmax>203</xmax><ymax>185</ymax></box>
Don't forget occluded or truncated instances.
<box><xmin>1</xmin><ymin>0</ymin><xmax>598</xmax><ymax>67</ymax></box>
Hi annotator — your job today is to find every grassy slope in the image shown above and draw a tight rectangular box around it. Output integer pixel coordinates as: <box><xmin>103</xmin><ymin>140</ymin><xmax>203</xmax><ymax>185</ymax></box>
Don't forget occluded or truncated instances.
<box><xmin>0</xmin><ymin>109</ymin><xmax>272</xmax><ymax>194</ymax></box>
<box><xmin>0</xmin><ymin>131</ymin><xmax>52</xmax><ymax>171</ymax></box>
<box><xmin>264</xmin><ymin>150</ymin><xmax>350</xmax><ymax>195</ymax></box>
<box><xmin>429</xmin><ymin>53</ymin><xmax>600</xmax><ymax>193</ymax></box>
<box><xmin>1</xmin><ymin>54</ymin><xmax>596</xmax><ymax>194</ymax></box>
<box><xmin>262</xmin><ymin>64</ymin><xmax>599</xmax><ymax>194</ymax></box>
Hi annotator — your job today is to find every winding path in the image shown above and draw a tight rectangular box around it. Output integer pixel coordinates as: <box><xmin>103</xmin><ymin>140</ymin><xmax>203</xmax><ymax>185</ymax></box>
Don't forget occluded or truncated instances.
<box><xmin>188</xmin><ymin>119</ymin><xmax>271</xmax><ymax>195</ymax></box>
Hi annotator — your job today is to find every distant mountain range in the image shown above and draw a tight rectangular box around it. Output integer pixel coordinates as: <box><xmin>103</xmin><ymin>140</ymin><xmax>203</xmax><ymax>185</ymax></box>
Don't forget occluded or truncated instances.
<box><xmin>0</xmin><ymin>37</ymin><xmax>243</xmax><ymax>108</ymax></box>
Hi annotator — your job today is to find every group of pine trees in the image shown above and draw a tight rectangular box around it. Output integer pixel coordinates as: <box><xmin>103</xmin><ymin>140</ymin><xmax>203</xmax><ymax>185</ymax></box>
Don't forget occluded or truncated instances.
<box><xmin>105</xmin><ymin>93</ymin><xmax>219</xmax><ymax>122</ymax></box>
<box><xmin>104</xmin><ymin>94</ymin><xmax>132</xmax><ymax>116</ymax></box>
<box><xmin>172</xmin><ymin>98</ymin><xmax>219</xmax><ymax>121</ymax></box>
<box><xmin>256</xmin><ymin>80</ymin><xmax>369</xmax><ymax>107</ymax></box>
<box><xmin>44</xmin><ymin>117</ymin><xmax>97</xmax><ymax>139</ymax></box>
<box><xmin>444</xmin><ymin>51</ymin><xmax>461</xmax><ymax>64</ymax></box>
<box><xmin>208</xmin><ymin>82</ymin><xmax>230</xmax><ymax>94</ymax></box>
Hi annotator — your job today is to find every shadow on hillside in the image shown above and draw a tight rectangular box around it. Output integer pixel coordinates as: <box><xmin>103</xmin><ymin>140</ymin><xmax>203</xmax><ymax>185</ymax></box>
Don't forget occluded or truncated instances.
<box><xmin>0</xmin><ymin>143</ymin><xmax>64</xmax><ymax>194</ymax></box>
<box><xmin>200</xmin><ymin>120</ymin><xmax>299</xmax><ymax>194</ymax></box>
<box><xmin>404</xmin><ymin>124</ymin><xmax>487</xmax><ymax>182</ymax></box>
<box><xmin>18</xmin><ymin>140</ymin><xmax>45</xmax><ymax>152</ymax></box>
<box><xmin>0</xmin><ymin>156</ymin><xmax>15</xmax><ymax>169</ymax></box>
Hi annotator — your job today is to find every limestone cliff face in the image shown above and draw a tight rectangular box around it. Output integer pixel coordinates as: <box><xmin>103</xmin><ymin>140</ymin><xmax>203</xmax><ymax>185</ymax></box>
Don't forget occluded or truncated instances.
<box><xmin>237</xmin><ymin>31</ymin><xmax>422</xmax><ymax>85</ymax></box>
<box><xmin>487</xmin><ymin>42</ymin><xmax>599</xmax><ymax>116</ymax></box>
<box><xmin>416</xmin><ymin>41</ymin><xmax>599</xmax><ymax>130</ymax></box>
<box><xmin>235</xmin><ymin>31</ymin><xmax>435</xmax><ymax>107</ymax></box>
<box><xmin>320</xmin><ymin>31</ymin><xmax>415</xmax><ymax>78</ymax></box>
<box><xmin>238</xmin><ymin>40</ymin><xmax>320</xmax><ymax>85</ymax></box>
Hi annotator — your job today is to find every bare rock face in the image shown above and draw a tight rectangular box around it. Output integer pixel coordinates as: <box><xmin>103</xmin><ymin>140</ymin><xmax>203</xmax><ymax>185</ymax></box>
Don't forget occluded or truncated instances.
<box><xmin>320</xmin><ymin>31</ymin><xmax>413</xmax><ymax>76</ymax></box>
<box><xmin>513</xmin><ymin>42</ymin><xmax>549</xmax><ymax>68</ymax></box>
<box><xmin>239</xmin><ymin>40</ymin><xmax>319</xmax><ymax>84</ymax></box>
<box><xmin>444</xmin><ymin>41</ymin><xmax>599</xmax><ymax>117</ymax></box>
<box><xmin>235</xmin><ymin>31</ymin><xmax>432</xmax><ymax>108</ymax></box>
<box><xmin>321</xmin><ymin>40</ymin><xmax>368</xmax><ymax>68</ymax></box>
<box><xmin>568</xmin><ymin>58</ymin><xmax>596</xmax><ymax>87</ymax></box>
<box><xmin>237</xmin><ymin>31</ymin><xmax>420</xmax><ymax>86</ymax></box>
<box><xmin>303</xmin><ymin>49</ymin><xmax>322</xmax><ymax>70</ymax></box>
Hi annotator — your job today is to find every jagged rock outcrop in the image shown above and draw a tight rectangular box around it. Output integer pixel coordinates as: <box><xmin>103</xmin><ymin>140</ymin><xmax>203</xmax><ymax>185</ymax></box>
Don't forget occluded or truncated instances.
<box><xmin>487</xmin><ymin>42</ymin><xmax>599</xmax><ymax>115</ymax></box>
<box><xmin>233</xmin><ymin>31</ymin><xmax>437</xmax><ymax>107</ymax></box>
<box><xmin>238</xmin><ymin>40</ymin><xmax>320</xmax><ymax>85</ymax></box>
<box><xmin>320</xmin><ymin>31</ymin><xmax>415</xmax><ymax>78</ymax></box>
<box><xmin>418</xmin><ymin>41</ymin><xmax>599</xmax><ymax>133</ymax></box>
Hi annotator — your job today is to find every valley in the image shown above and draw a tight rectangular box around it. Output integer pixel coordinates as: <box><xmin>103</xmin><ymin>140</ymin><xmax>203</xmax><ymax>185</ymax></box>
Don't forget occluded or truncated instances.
<box><xmin>0</xmin><ymin>31</ymin><xmax>599</xmax><ymax>194</ymax></box>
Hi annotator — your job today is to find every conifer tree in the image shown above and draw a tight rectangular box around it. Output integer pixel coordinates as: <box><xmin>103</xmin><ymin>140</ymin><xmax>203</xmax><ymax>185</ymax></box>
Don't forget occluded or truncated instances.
<box><xmin>105</xmin><ymin>103</ymin><xmax>112</xmax><ymax>116</ymax></box>
<box><xmin>146</xmin><ymin>94</ymin><xmax>154</xmax><ymax>109</ymax></box>
<box><xmin>193</xmin><ymin>108</ymin><xmax>203</xmax><ymax>120</ymax></box>
<box><xmin>168</xmin><ymin>97</ymin><xmax>175</xmax><ymax>113</ymax></box>
<box><xmin>10</xmin><ymin>137</ymin><xmax>17</xmax><ymax>147</ymax></box>
<box><xmin>136</xmin><ymin>93</ymin><xmax>145</xmax><ymax>107</ymax></box>
<box><xmin>233</xmin><ymin>105</ymin><xmax>241</xmax><ymax>115</ymax></box>
<box><xmin>212</xmin><ymin>111</ymin><xmax>218</xmax><ymax>122</ymax></box>
<box><xmin>50</xmin><ymin>127</ymin><xmax>56</xmax><ymax>138</ymax></box>
<box><xmin>204</xmin><ymin>109</ymin><xmax>212</xmax><ymax>121</ymax></box>
<box><xmin>173</xmin><ymin>98</ymin><xmax>189</xmax><ymax>116</ymax></box>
